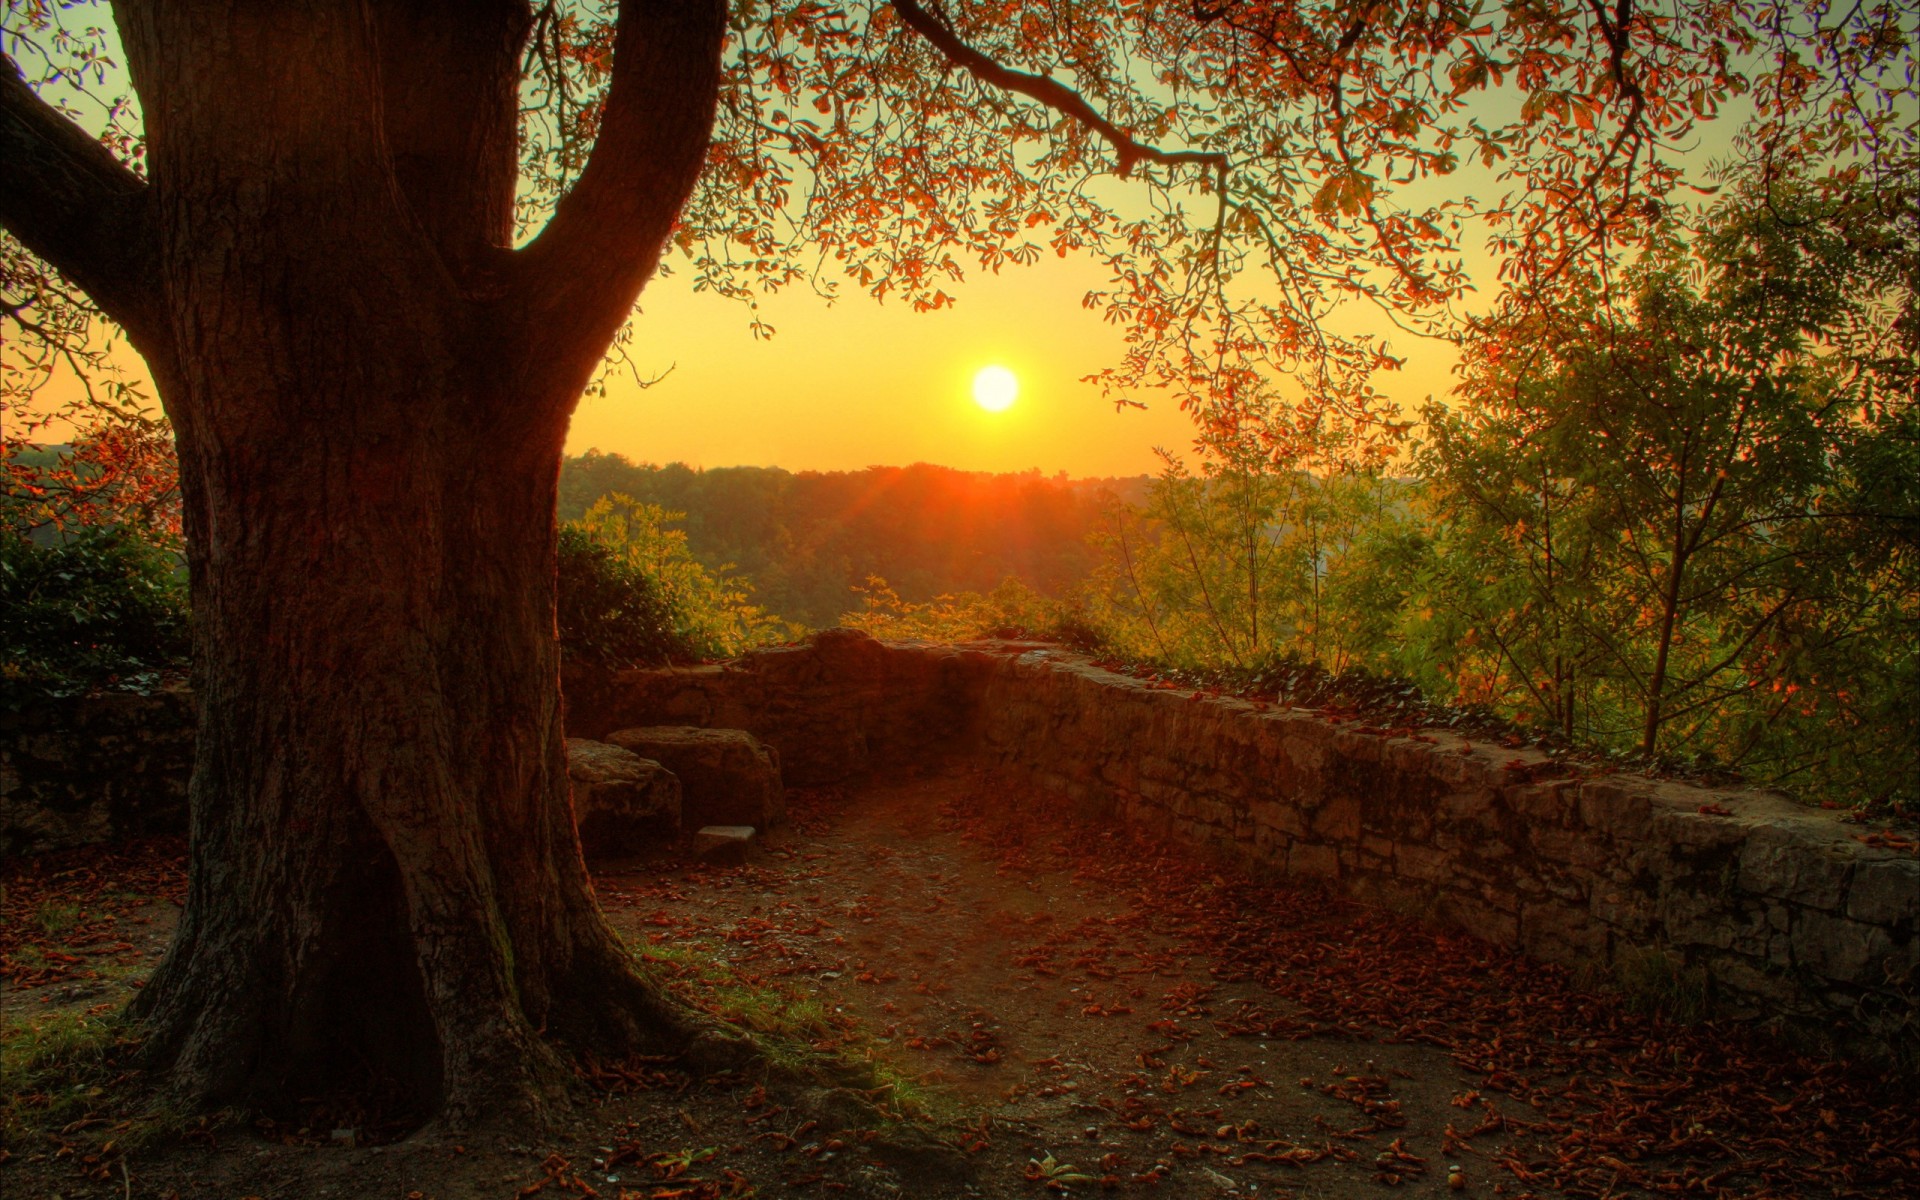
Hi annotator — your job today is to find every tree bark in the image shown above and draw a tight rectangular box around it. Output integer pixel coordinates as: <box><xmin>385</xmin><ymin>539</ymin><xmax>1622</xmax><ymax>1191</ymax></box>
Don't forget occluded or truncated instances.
<box><xmin>0</xmin><ymin>0</ymin><xmax>732</xmax><ymax>1126</ymax></box>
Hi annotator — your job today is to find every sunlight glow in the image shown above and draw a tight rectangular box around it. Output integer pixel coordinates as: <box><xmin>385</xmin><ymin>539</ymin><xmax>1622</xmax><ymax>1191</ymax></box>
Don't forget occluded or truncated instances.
<box><xmin>972</xmin><ymin>365</ymin><xmax>1019</xmax><ymax>412</ymax></box>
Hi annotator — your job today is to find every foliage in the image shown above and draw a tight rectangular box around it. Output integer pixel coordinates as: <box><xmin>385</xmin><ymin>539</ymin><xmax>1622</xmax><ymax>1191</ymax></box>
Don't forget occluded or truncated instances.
<box><xmin>555</xmin><ymin>523</ymin><xmax>684</xmax><ymax>666</ymax></box>
<box><xmin>1412</xmin><ymin>177</ymin><xmax>1917</xmax><ymax>802</ymax></box>
<box><xmin>1083</xmin><ymin>451</ymin><xmax>1419</xmax><ymax>675</ymax></box>
<box><xmin>1080</xmin><ymin>177</ymin><xmax>1918</xmax><ymax>813</ymax></box>
<box><xmin>840</xmin><ymin>574</ymin><xmax>1096</xmax><ymax>646</ymax></box>
<box><xmin>563</xmin><ymin>494</ymin><xmax>793</xmax><ymax>662</ymax></box>
<box><xmin>0</xmin><ymin>524</ymin><xmax>188</xmax><ymax>703</ymax></box>
<box><xmin>561</xmin><ymin>453</ymin><xmax>1143</xmax><ymax>629</ymax></box>
<box><xmin>1</xmin><ymin>423</ymin><xmax>181</xmax><ymax>545</ymax></box>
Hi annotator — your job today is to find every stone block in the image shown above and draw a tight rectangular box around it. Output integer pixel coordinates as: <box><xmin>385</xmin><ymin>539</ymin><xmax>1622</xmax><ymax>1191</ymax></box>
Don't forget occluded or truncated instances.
<box><xmin>695</xmin><ymin>824</ymin><xmax>756</xmax><ymax>864</ymax></box>
<box><xmin>1437</xmin><ymin>891</ymin><xmax>1519</xmax><ymax>946</ymax></box>
<box><xmin>566</xmin><ymin>738</ymin><xmax>681</xmax><ymax>855</ymax></box>
<box><xmin>1591</xmin><ymin>887</ymin><xmax>1656</xmax><ymax>937</ymax></box>
<box><xmin>1577</xmin><ymin>779</ymin><xmax>1655</xmax><ymax>840</ymax></box>
<box><xmin>1736</xmin><ymin>822</ymin><xmax>1852</xmax><ymax>910</ymax></box>
<box><xmin>1289</xmin><ymin>841</ymin><xmax>1340</xmax><ymax>881</ymax></box>
<box><xmin>1310</xmin><ymin>794</ymin><xmax>1361</xmax><ymax>841</ymax></box>
<box><xmin>1703</xmin><ymin>955</ymin><xmax>1802</xmax><ymax>1017</ymax></box>
<box><xmin>1437</xmin><ymin>789</ymin><xmax>1495</xmax><ymax>824</ymax></box>
<box><xmin>1792</xmin><ymin>910</ymin><xmax>1895</xmax><ymax>983</ymax></box>
<box><xmin>1521</xmin><ymin>900</ymin><xmax>1606</xmax><ymax>966</ymax></box>
<box><xmin>1249</xmin><ymin>797</ymin><xmax>1309</xmax><ymax>840</ymax></box>
<box><xmin>606</xmin><ymin>725</ymin><xmax>784</xmax><ymax>829</ymax></box>
<box><xmin>1506</xmin><ymin>780</ymin><xmax>1574</xmax><ymax>824</ymax></box>
<box><xmin>1847</xmin><ymin>858</ymin><xmax>1920</xmax><ymax>928</ymax></box>
<box><xmin>1393</xmin><ymin>841</ymin><xmax>1450</xmax><ymax>884</ymax></box>
<box><xmin>1658</xmin><ymin>883</ymin><xmax>1751</xmax><ymax>948</ymax></box>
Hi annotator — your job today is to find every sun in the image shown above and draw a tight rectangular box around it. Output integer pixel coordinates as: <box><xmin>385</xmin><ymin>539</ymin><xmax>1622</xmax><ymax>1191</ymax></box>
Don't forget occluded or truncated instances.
<box><xmin>972</xmin><ymin>365</ymin><xmax>1019</xmax><ymax>412</ymax></box>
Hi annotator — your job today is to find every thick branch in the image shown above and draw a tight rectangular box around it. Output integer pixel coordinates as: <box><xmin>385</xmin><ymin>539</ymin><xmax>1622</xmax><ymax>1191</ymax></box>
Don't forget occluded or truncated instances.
<box><xmin>509</xmin><ymin>0</ymin><xmax>727</xmax><ymax>398</ymax></box>
<box><xmin>0</xmin><ymin>56</ymin><xmax>161</xmax><ymax>346</ymax></box>
<box><xmin>375</xmin><ymin>0</ymin><xmax>532</xmax><ymax>281</ymax></box>
<box><xmin>890</xmin><ymin>0</ymin><xmax>1227</xmax><ymax>179</ymax></box>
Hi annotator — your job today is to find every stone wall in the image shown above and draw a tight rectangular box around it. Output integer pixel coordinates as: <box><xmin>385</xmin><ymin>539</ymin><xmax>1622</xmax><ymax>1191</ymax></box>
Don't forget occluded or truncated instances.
<box><xmin>564</xmin><ymin>628</ymin><xmax>991</xmax><ymax>786</ymax></box>
<box><xmin>571</xmin><ymin>633</ymin><xmax>1920</xmax><ymax>1064</ymax></box>
<box><xmin>7</xmin><ymin>634</ymin><xmax>1914</xmax><ymax>1062</ymax></box>
<box><xmin>0</xmin><ymin>687</ymin><xmax>196</xmax><ymax>857</ymax></box>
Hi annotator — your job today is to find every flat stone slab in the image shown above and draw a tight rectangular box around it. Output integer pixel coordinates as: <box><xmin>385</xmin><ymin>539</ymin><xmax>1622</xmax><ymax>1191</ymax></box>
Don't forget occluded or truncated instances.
<box><xmin>606</xmin><ymin>726</ymin><xmax>784</xmax><ymax>829</ymax></box>
<box><xmin>695</xmin><ymin>824</ymin><xmax>756</xmax><ymax>864</ymax></box>
<box><xmin>566</xmin><ymin>738</ymin><xmax>681</xmax><ymax>856</ymax></box>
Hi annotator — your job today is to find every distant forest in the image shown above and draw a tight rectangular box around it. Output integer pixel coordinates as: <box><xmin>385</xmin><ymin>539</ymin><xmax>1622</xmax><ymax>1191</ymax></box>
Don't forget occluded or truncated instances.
<box><xmin>558</xmin><ymin>452</ymin><xmax>1149</xmax><ymax>628</ymax></box>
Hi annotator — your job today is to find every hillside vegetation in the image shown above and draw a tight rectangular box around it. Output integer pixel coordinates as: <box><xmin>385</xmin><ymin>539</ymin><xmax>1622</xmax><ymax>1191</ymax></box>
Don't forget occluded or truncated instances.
<box><xmin>559</xmin><ymin>455</ymin><xmax>1146</xmax><ymax>629</ymax></box>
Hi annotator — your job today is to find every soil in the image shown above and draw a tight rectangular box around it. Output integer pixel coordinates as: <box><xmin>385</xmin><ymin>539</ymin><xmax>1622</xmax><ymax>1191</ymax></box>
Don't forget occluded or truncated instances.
<box><xmin>4</xmin><ymin>767</ymin><xmax>1915</xmax><ymax>1199</ymax></box>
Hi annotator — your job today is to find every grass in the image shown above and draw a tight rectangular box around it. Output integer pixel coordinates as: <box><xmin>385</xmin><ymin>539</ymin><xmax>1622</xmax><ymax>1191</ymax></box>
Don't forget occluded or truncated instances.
<box><xmin>33</xmin><ymin>901</ymin><xmax>85</xmax><ymax>935</ymax></box>
<box><xmin>1611</xmin><ymin>945</ymin><xmax>1711</xmax><ymax>1025</ymax></box>
<box><xmin>2</xmin><ymin>1005</ymin><xmax>134</xmax><ymax>1144</ymax></box>
<box><xmin>0</xmin><ymin>1004</ymin><xmax>203</xmax><ymax>1172</ymax></box>
<box><xmin>632</xmin><ymin>938</ymin><xmax>938</xmax><ymax>1122</ymax></box>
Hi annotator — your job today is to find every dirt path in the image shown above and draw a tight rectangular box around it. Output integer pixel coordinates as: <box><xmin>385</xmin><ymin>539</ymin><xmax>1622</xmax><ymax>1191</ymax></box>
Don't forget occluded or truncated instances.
<box><xmin>599</xmin><ymin>770</ymin><xmax>1507</xmax><ymax>1198</ymax></box>
<box><xmin>4</xmin><ymin>768</ymin><xmax>1916</xmax><ymax>1199</ymax></box>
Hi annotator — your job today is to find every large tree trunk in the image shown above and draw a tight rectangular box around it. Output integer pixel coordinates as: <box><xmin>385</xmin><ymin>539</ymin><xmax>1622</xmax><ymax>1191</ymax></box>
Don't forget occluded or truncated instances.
<box><xmin>130</xmin><ymin>368</ymin><xmax>691</xmax><ymax>1123</ymax></box>
<box><xmin>86</xmin><ymin>0</ymin><xmax>731</xmax><ymax>1127</ymax></box>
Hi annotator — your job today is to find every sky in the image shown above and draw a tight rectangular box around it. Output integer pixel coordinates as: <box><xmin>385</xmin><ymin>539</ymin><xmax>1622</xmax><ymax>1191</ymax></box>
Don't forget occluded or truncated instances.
<box><xmin>31</xmin><ymin>219</ymin><xmax>1464</xmax><ymax>480</ymax></box>
<box><xmin>21</xmin><ymin>210</ymin><xmax>1468</xmax><ymax>480</ymax></box>
<box><xmin>577</xmin><ymin>250</ymin><xmax>1461</xmax><ymax>479</ymax></box>
<box><xmin>15</xmin><ymin>12</ymin><xmax>1762</xmax><ymax>482</ymax></box>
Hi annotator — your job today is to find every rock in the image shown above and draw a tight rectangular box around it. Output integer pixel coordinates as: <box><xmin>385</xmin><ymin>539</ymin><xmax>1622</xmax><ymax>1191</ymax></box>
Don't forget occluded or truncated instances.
<box><xmin>605</xmin><ymin>726</ymin><xmax>784</xmax><ymax>829</ymax></box>
<box><xmin>565</xmin><ymin>738</ymin><xmax>681</xmax><ymax>855</ymax></box>
<box><xmin>695</xmin><ymin>825</ymin><xmax>755</xmax><ymax>864</ymax></box>
<box><xmin>1848</xmin><ymin>858</ymin><xmax>1920</xmax><ymax>928</ymax></box>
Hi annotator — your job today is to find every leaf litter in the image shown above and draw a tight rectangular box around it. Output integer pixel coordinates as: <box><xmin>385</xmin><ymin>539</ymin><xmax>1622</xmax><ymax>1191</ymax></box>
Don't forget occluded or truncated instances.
<box><xmin>4</xmin><ymin>772</ymin><xmax>1916</xmax><ymax>1198</ymax></box>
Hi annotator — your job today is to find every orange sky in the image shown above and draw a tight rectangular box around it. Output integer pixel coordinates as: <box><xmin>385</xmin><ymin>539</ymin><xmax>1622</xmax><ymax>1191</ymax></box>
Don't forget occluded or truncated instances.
<box><xmin>576</xmin><ymin>251</ymin><xmax>1461</xmax><ymax>478</ymax></box>
<box><xmin>26</xmin><ymin>248</ymin><xmax>1462</xmax><ymax>479</ymax></box>
<box><xmin>20</xmin><ymin>22</ymin><xmax>1752</xmax><ymax>482</ymax></box>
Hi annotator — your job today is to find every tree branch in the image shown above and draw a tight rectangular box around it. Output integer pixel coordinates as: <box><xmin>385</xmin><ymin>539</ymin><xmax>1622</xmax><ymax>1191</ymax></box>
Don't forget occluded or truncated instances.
<box><xmin>890</xmin><ymin>0</ymin><xmax>1227</xmax><ymax>179</ymax></box>
<box><xmin>0</xmin><ymin>55</ymin><xmax>162</xmax><ymax>348</ymax></box>
<box><xmin>509</xmin><ymin>0</ymin><xmax>727</xmax><ymax>399</ymax></box>
<box><xmin>374</xmin><ymin>0</ymin><xmax>533</xmax><ymax>281</ymax></box>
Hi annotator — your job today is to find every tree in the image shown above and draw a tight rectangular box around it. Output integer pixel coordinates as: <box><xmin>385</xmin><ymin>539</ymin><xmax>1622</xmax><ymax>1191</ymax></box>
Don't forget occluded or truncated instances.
<box><xmin>1418</xmin><ymin>175</ymin><xmax>1918</xmax><ymax>760</ymax></box>
<box><xmin>1</xmin><ymin>0</ymin><xmax>1909</xmax><ymax>1129</ymax></box>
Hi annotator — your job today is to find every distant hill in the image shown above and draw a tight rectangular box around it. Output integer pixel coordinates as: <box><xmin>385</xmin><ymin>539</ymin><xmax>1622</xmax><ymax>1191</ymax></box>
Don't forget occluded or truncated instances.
<box><xmin>559</xmin><ymin>452</ymin><xmax>1151</xmax><ymax>628</ymax></box>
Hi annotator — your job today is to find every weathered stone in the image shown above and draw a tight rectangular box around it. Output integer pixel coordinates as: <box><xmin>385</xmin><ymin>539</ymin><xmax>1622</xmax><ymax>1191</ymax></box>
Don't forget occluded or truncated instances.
<box><xmin>1521</xmin><ymin>900</ymin><xmax>1607</xmax><ymax>966</ymax></box>
<box><xmin>695</xmin><ymin>824</ymin><xmax>756</xmax><ymax>864</ymax></box>
<box><xmin>1577</xmin><ymin>779</ymin><xmax>1656</xmax><ymax>840</ymax></box>
<box><xmin>565</xmin><ymin>738</ymin><xmax>680</xmax><ymax>856</ymax></box>
<box><xmin>1437</xmin><ymin>891</ymin><xmax>1519</xmax><ymax>945</ymax></box>
<box><xmin>1392</xmin><ymin>841</ymin><xmax>1450</xmax><ymax>884</ymax></box>
<box><xmin>1437</xmin><ymin>789</ymin><xmax>1494</xmax><ymax>824</ymax></box>
<box><xmin>606</xmin><ymin>725</ymin><xmax>784</xmax><ymax>829</ymax></box>
<box><xmin>1506</xmin><ymin>780</ymin><xmax>1574</xmax><ymax>824</ymax></box>
<box><xmin>1792</xmin><ymin>910</ymin><xmax>1895</xmax><ymax>982</ymax></box>
<box><xmin>1847</xmin><ymin>858</ymin><xmax>1920</xmax><ymax>928</ymax></box>
<box><xmin>1309</xmin><ymin>794</ymin><xmax>1361</xmax><ymax>840</ymax></box>
<box><xmin>1</xmin><ymin>687</ymin><xmax>195</xmax><ymax>855</ymax></box>
<box><xmin>1738</xmin><ymin>822</ymin><xmax>1852</xmax><ymax>910</ymax></box>
<box><xmin>1288</xmin><ymin>841</ymin><xmax>1340</xmax><ymax>880</ymax></box>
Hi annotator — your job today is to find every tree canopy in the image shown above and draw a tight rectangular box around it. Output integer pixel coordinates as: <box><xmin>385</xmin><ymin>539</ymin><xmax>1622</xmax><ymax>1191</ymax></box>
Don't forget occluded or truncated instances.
<box><xmin>8</xmin><ymin>0</ymin><xmax>1913</xmax><ymax>450</ymax></box>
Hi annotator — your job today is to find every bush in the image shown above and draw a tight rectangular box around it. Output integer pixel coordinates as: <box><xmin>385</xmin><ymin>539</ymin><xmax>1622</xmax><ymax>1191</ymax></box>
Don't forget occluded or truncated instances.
<box><xmin>0</xmin><ymin>526</ymin><xmax>189</xmax><ymax>703</ymax></box>
<box><xmin>841</xmin><ymin>575</ymin><xmax>1100</xmax><ymax>648</ymax></box>
<box><xmin>555</xmin><ymin>524</ymin><xmax>685</xmax><ymax>666</ymax></box>
<box><xmin>558</xmin><ymin>497</ymin><xmax>794</xmax><ymax>665</ymax></box>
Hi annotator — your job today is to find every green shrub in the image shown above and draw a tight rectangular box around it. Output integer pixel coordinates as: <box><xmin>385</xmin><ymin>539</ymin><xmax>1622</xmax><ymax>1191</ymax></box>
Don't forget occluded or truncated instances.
<box><xmin>842</xmin><ymin>575</ymin><xmax>1100</xmax><ymax>648</ymax></box>
<box><xmin>0</xmin><ymin>526</ymin><xmax>189</xmax><ymax>704</ymax></box>
<box><xmin>556</xmin><ymin>524</ymin><xmax>685</xmax><ymax>666</ymax></box>
<box><xmin>558</xmin><ymin>496</ymin><xmax>794</xmax><ymax>665</ymax></box>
